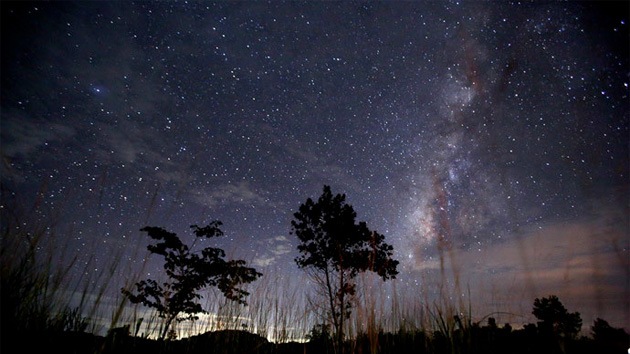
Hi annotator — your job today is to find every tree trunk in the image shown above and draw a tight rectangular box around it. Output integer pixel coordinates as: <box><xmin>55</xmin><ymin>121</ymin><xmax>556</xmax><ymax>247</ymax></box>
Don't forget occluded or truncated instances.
<box><xmin>324</xmin><ymin>265</ymin><xmax>338</xmax><ymax>347</ymax></box>
<box><xmin>338</xmin><ymin>267</ymin><xmax>345</xmax><ymax>354</ymax></box>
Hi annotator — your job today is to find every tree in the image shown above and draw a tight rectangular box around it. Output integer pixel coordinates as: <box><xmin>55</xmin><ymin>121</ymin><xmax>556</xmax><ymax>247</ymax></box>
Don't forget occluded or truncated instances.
<box><xmin>291</xmin><ymin>185</ymin><xmax>399</xmax><ymax>353</ymax></box>
<box><xmin>591</xmin><ymin>317</ymin><xmax>629</xmax><ymax>351</ymax></box>
<box><xmin>121</xmin><ymin>221</ymin><xmax>262</xmax><ymax>340</ymax></box>
<box><xmin>532</xmin><ymin>295</ymin><xmax>582</xmax><ymax>339</ymax></box>
<box><xmin>306</xmin><ymin>323</ymin><xmax>332</xmax><ymax>343</ymax></box>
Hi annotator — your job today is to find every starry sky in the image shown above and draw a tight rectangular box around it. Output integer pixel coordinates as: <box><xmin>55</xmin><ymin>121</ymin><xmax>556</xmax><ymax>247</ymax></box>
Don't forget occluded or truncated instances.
<box><xmin>1</xmin><ymin>1</ymin><xmax>628</xmax><ymax>333</ymax></box>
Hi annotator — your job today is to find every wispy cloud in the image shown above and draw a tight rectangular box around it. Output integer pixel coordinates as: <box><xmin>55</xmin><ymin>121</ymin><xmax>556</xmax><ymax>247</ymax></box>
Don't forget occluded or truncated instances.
<box><xmin>1</xmin><ymin>117</ymin><xmax>76</xmax><ymax>158</ymax></box>
<box><xmin>409</xmin><ymin>206</ymin><xmax>629</xmax><ymax>330</ymax></box>
<box><xmin>252</xmin><ymin>235</ymin><xmax>293</xmax><ymax>268</ymax></box>
<box><xmin>192</xmin><ymin>181</ymin><xmax>268</xmax><ymax>208</ymax></box>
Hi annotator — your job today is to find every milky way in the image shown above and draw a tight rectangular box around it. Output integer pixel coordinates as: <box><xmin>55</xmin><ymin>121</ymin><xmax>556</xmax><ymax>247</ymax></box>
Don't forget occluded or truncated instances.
<box><xmin>2</xmin><ymin>1</ymin><xmax>628</xmax><ymax>331</ymax></box>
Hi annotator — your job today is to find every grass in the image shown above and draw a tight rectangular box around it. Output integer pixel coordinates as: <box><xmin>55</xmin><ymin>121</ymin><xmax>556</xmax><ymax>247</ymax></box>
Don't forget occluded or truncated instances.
<box><xmin>1</xmin><ymin>184</ymin><xmax>628</xmax><ymax>354</ymax></box>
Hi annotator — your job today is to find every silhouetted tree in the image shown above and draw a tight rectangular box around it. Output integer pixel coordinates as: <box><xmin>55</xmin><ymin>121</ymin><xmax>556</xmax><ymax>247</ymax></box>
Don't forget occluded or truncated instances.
<box><xmin>121</xmin><ymin>222</ymin><xmax>262</xmax><ymax>340</ymax></box>
<box><xmin>306</xmin><ymin>322</ymin><xmax>332</xmax><ymax>346</ymax></box>
<box><xmin>291</xmin><ymin>185</ymin><xmax>399</xmax><ymax>353</ymax></box>
<box><xmin>487</xmin><ymin>317</ymin><xmax>497</xmax><ymax>329</ymax></box>
<box><xmin>532</xmin><ymin>295</ymin><xmax>582</xmax><ymax>339</ymax></box>
<box><xmin>591</xmin><ymin>317</ymin><xmax>629</xmax><ymax>352</ymax></box>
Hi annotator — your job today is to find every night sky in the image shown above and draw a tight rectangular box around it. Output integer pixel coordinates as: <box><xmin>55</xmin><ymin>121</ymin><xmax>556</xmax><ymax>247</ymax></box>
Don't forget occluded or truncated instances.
<box><xmin>2</xmin><ymin>1</ymin><xmax>628</xmax><ymax>333</ymax></box>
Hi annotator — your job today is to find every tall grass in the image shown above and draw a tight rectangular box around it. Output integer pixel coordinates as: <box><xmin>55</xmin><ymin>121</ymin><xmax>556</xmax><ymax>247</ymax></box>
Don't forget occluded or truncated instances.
<box><xmin>5</xmin><ymin>181</ymin><xmax>614</xmax><ymax>354</ymax></box>
<box><xmin>0</xmin><ymin>183</ymin><xmax>139</xmax><ymax>346</ymax></box>
<box><xmin>158</xmin><ymin>267</ymin><xmax>314</xmax><ymax>343</ymax></box>
<box><xmin>0</xmin><ymin>180</ymin><xmax>477</xmax><ymax>350</ymax></box>
<box><xmin>1</xmin><ymin>185</ymin><xmax>83</xmax><ymax>333</ymax></box>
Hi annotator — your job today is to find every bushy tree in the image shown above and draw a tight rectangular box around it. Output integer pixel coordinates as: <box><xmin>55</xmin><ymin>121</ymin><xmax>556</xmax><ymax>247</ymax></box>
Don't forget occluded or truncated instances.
<box><xmin>121</xmin><ymin>222</ymin><xmax>262</xmax><ymax>340</ymax></box>
<box><xmin>591</xmin><ymin>317</ymin><xmax>629</xmax><ymax>352</ymax></box>
<box><xmin>306</xmin><ymin>323</ymin><xmax>332</xmax><ymax>343</ymax></box>
<box><xmin>291</xmin><ymin>185</ymin><xmax>399</xmax><ymax>353</ymax></box>
<box><xmin>532</xmin><ymin>295</ymin><xmax>582</xmax><ymax>339</ymax></box>
<box><xmin>592</xmin><ymin>317</ymin><xmax>628</xmax><ymax>341</ymax></box>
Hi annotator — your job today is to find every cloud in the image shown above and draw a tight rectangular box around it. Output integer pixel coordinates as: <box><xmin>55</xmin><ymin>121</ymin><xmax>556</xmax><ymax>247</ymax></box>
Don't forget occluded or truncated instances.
<box><xmin>408</xmin><ymin>205</ymin><xmax>629</xmax><ymax>330</ymax></box>
<box><xmin>252</xmin><ymin>235</ymin><xmax>293</xmax><ymax>268</ymax></box>
<box><xmin>192</xmin><ymin>181</ymin><xmax>268</xmax><ymax>208</ymax></box>
<box><xmin>1</xmin><ymin>117</ymin><xmax>76</xmax><ymax>158</ymax></box>
<box><xmin>269</xmin><ymin>236</ymin><xmax>292</xmax><ymax>256</ymax></box>
<box><xmin>252</xmin><ymin>255</ymin><xmax>277</xmax><ymax>268</ymax></box>
<box><xmin>1</xmin><ymin>116</ymin><xmax>78</xmax><ymax>182</ymax></box>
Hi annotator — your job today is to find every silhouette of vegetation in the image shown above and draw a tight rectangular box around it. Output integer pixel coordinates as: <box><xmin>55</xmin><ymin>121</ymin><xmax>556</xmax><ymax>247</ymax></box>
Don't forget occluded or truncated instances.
<box><xmin>532</xmin><ymin>295</ymin><xmax>582</xmax><ymax>339</ymax></box>
<box><xmin>291</xmin><ymin>185</ymin><xmax>399</xmax><ymax>353</ymax></box>
<box><xmin>121</xmin><ymin>222</ymin><xmax>262</xmax><ymax>340</ymax></box>
<box><xmin>529</xmin><ymin>295</ymin><xmax>583</xmax><ymax>354</ymax></box>
<box><xmin>305</xmin><ymin>323</ymin><xmax>332</xmax><ymax>343</ymax></box>
<box><xmin>305</xmin><ymin>323</ymin><xmax>333</xmax><ymax>353</ymax></box>
<box><xmin>591</xmin><ymin>317</ymin><xmax>630</xmax><ymax>353</ymax></box>
<box><xmin>3</xmin><ymin>187</ymin><xmax>628</xmax><ymax>354</ymax></box>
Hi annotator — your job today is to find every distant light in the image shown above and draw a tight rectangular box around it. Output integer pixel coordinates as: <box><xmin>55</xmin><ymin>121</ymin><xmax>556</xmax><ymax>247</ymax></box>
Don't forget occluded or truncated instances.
<box><xmin>91</xmin><ymin>85</ymin><xmax>108</xmax><ymax>96</ymax></box>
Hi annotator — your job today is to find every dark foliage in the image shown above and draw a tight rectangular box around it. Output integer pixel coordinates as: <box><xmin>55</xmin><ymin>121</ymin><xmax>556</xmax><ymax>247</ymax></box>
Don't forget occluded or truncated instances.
<box><xmin>8</xmin><ymin>317</ymin><xmax>628</xmax><ymax>354</ymax></box>
<box><xmin>4</xmin><ymin>295</ymin><xmax>628</xmax><ymax>354</ymax></box>
<box><xmin>532</xmin><ymin>295</ymin><xmax>582</xmax><ymax>339</ymax></box>
<box><xmin>291</xmin><ymin>185</ymin><xmax>399</xmax><ymax>353</ymax></box>
<box><xmin>591</xmin><ymin>317</ymin><xmax>630</xmax><ymax>353</ymax></box>
<box><xmin>121</xmin><ymin>222</ymin><xmax>262</xmax><ymax>340</ymax></box>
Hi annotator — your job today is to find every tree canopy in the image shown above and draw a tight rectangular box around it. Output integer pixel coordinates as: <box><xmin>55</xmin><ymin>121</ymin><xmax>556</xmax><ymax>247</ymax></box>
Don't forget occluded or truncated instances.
<box><xmin>291</xmin><ymin>185</ymin><xmax>399</xmax><ymax>353</ymax></box>
<box><xmin>121</xmin><ymin>221</ymin><xmax>262</xmax><ymax>340</ymax></box>
<box><xmin>532</xmin><ymin>295</ymin><xmax>582</xmax><ymax>339</ymax></box>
